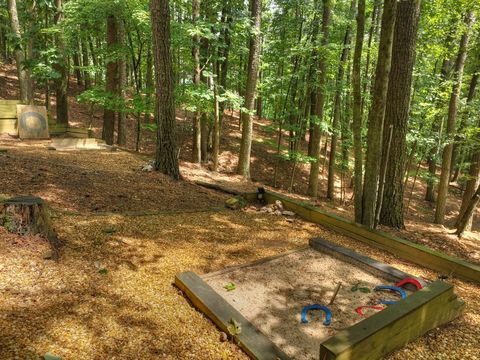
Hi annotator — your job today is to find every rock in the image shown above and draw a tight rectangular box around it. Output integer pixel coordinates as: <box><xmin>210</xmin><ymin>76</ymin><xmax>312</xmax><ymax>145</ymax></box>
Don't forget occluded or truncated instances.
<box><xmin>273</xmin><ymin>210</ymin><xmax>282</xmax><ymax>216</ymax></box>
<box><xmin>282</xmin><ymin>210</ymin><xmax>295</xmax><ymax>216</ymax></box>
<box><xmin>274</xmin><ymin>200</ymin><xmax>284</xmax><ymax>211</ymax></box>
<box><xmin>219</xmin><ymin>332</ymin><xmax>228</xmax><ymax>342</ymax></box>
<box><xmin>141</xmin><ymin>164</ymin><xmax>154</xmax><ymax>172</ymax></box>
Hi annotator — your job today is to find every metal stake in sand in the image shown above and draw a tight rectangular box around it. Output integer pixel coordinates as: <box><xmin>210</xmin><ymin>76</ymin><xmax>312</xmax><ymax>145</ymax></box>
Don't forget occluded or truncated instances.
<box><xmin>328</xmin><ymin>282</ymin><xmax>342</xmax><ymax>305</ymax></box>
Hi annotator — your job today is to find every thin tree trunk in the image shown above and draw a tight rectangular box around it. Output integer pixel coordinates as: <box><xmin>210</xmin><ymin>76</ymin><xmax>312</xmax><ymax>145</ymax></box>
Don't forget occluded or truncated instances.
<box><xmin>150</xmin><ymin>0</ymin><xmax>180</xmax><ymax>179</ymax></box>
<box><xmin>327</xmin><ymin>0</ymin><xmax>356</xmax><ymax>200</ymax></box>
<box><xmin>308</xmin><ymin>0</ymin><xmax>332</xmax><ymax>197</ymax></box>
<box><xmin>191</xmin><ymin>0</ymin><xmax>202</xmax><ymax>163</ymax></box>
<box><xmin>379</xmin><ymin>0</ymin><xmax>421</xmax><ymax>229</ymax></box>
<box><xmin>361</xmin><ymin>0</ymin><xmax>397</xmax><ymax>228</ymax></box>
<box><xmin>456</xmin><ymin>183</ymin><xmax>480</xmax><ymax>236</ymax></box>
<box><xmin>237</xmin><ymin>0</ymin><xmax>262</xmax><ymax>178</ymax></box>
<box><xmin>212</xmin><ymin>61</ymin><xmax>220</xmax><ymax>171</ymax></box>
<box><xmin>352</xmin><ymin>0</ymin><xmax>365</xmax><ymax>223</ymax></box>
<box><xmin>72</xmin><ymin>38</ymin><xmax>83</xmax><ymax>86</ymax></box>
<box><xmin>81</xmin><ymin>37</ymin><xmax>91</xmax><ymax>89</ymax></box>
<box><xmin>117</xmin><ymin>18</ymin><xmax>127</xmax><ymax>147</ymax></box>
<box><xmin>54</xmin><ymin>0</ymin><xmax>69</xmax><ymax>125</ymax></box>
<box><xmin>455</xmin><ymin>63</ymin><xmax>479</xmax><ymax>231</ymax></box>
<box><xmin>102</xmin><ymin>15</ymin><xmax>118</xmax><ymax>145</ymax></box>
<box><xmin>7</xmin><ymin>0</ymin><xmax>34</xmax><ymax>104</ymax></box>
<box><xmin>435</xmin><ymin>11</ymin><xmax>475</xmax><ymax>224</ymax></box>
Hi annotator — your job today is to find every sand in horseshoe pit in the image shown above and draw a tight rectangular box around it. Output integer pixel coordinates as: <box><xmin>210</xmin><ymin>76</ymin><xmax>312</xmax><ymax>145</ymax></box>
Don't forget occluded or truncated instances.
<box><xmin>205</xmin><ymin>248</ymin><xmax>405</xmax><ymax>360</ymax></box>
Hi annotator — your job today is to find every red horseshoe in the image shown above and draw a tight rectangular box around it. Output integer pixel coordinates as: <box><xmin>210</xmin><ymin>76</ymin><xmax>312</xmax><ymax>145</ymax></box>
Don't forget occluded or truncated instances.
<box><xmin>395</xmin><ymin>278</ymin><xmax>423</xmax><ymax>290</ymax></box>
<box><xmin>355</xmin><ymin>305</ymin><xmax>384</xmax><ymax>318</ymax></box>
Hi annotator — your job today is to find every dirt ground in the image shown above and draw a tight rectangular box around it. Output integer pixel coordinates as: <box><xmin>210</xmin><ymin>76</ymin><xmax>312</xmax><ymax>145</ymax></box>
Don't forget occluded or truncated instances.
<box><xmin>205</xmin><ymin>248</ymin><xmax>407</xmax><ymax>360</ymax></box>
<box><xmin>0</xmin><ymin>205</ymin><xmax>478</xmax><ymax>359</ymax></box>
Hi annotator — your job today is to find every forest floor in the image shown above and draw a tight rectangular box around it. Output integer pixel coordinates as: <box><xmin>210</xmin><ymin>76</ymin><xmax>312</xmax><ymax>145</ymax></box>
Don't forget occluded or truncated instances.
<box><xmin>0</xmin><ymin>64</ymin><xmax>479</xmax><ymax>359</ymax></box>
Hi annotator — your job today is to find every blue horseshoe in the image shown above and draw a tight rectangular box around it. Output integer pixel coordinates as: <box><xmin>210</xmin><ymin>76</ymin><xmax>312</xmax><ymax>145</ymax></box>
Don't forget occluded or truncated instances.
<box><xmin>374</xmin><ymin>285</ymin><xmax>407</xmax><ymax>305</ymax></box>
<box><xmin>301</xmin><ymin>304</ymin><xmax>332</xmax><ymax>326</ymax></box>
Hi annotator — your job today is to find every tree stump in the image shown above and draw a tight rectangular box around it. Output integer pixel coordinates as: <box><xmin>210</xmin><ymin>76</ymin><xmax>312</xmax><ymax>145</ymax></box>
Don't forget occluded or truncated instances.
<box><xmin>0</xmin><ymin>196</ymin><xmax>63</xmax><ymax>260</ymax></box>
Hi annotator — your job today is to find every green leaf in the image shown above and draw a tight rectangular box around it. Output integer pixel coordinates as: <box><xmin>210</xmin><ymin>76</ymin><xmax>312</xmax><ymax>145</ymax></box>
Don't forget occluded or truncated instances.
<box><xmin>227</xmin><ymin>318</ymin><xmax>242</xmax><ymax>336</ymax></box>
<box><xmin>224</xmin><ymin>282</ymin><xmax>236</xmax><ymax>291</ymax></box>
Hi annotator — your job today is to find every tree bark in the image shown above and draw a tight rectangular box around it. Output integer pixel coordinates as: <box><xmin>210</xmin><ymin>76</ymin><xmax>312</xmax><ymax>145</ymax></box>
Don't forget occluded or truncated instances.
<box><xmin>212</xmin><ymin>61</ymin><xmax>220</xmax><ymax>171</ymax></box>
<box><xmin>456</xmin><ymin>183</ymin><xmax>480</xmax><ymax>237</ymax></box>
<box><xmin>237</xmin><ymin>0</ymin><xmax>262</xmax><ymax>179</ymax></box>
<box><xmin>435</xmin><ymin>11</ymin><xmax>475</xmax><ymax>224</ymax></box>
<box><xmin>7</xmin><ymin>0</ymin><xmax>34</xmax><ymax>104</ymax></box>
<box><xmin>102</xmin><ymin>15</ymin><xmax>118</xmax><ymax>145</ymax></box>
<box><xmin>54</xmin><ymin>0</ymin><xmax>69</xmax><ymax>125</ymax></box>
<box><xmin>352</xmin><ymin>0</ymin><xmax>365</xmax><ymax>223</ymax></box>
<box><xmin>191</xmin><ymin>0</ymin><xmax>202</xmax><ymax>163</ymax></box>
<box><xmin>455</xmin><ymin>61</ymin><xmax>479</xmax><ymax>231</ymax></box>
<box><xmin>307</xmin><ymin>0</ymin><xmax>332</xmax><ymax>197</ymax></box>
<box><xmin>150</xmin><ymin>0</ymin><xmax>180</xmax><ymax>179</ymax></box>
<box><xmin>327</xmin><ymin>0</ymin><xmax>356</xmax><ymax>200</ymax></box>
<box><xmin>361</xmin><ymin>0</ymin><xmax>397</xmax><ymax>228</ymax></box>
<box><xmin>378</xmin><ymin>0</ymin><xmax>421</xmax><ymax>229</ymax></box>
<box><xmin>117</xmin><ymin>18</ymin><xmax>127</xmax><ymax>147</ymax></box>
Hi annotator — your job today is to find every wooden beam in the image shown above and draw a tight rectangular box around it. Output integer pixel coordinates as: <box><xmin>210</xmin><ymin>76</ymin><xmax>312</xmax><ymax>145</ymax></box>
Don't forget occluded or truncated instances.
<box><xmin>175</xmin><ymin>271</ymin><xmax>290</xmax><ymax>360</ymax></box>
<box><xmin>262</xmin><ymin>191</ymin><xmax>480</xmax><ymax>283</ymax></box>
<box><xmin>320</xmin><ymin>281</ymin><xmax>464</xmax><ymax>360</ymax></box>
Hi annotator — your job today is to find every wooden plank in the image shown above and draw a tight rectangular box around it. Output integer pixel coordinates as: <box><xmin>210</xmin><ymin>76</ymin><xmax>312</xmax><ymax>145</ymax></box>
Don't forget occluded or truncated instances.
<box><xmin>0</xmin><ymin>119</ymin><xmax>17</xmax><ymax>134</ymax></box>
<box><xmin>0</xmin><ymin>104</ymin><xmax>18</xmax><ymax>119</ymax></box>
<box><xmin>175</xmin><ymin>271</ymin><xmax>290</xmax><ymax>360</ymax></box>
<box><xmin>0</xmin><ymin>99</ymin><xmax>21</xmax><ymax>104</ymax></box>
<box><xmin>320</xmin><ymin>280</ymin><xmax>464</xmax><ymax>360</ymax></box>
<box><xmin>262</xmin><ymin>191</ymin><xmax>480</xmax><ymax>283</ymax></box>
<box><xmin>309</xmin><ymin>238</ymin><xmax>426</xmax><ymax>289</ymax></box>
<box><xmin>201</xmin><ymin>246</ymin><xmax>309</xmax><ymax>280</ymax></box>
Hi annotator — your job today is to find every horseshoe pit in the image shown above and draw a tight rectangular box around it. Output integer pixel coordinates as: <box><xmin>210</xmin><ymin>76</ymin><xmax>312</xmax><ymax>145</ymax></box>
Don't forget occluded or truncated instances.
<box><xmin>176</xmin><ymin>238</ymin><xmax>464</xmax><ymax>360</ymax></box>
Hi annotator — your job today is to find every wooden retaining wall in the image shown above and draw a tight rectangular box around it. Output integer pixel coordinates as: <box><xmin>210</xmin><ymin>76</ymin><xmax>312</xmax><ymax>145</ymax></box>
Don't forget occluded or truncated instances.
<box><xmin>251</xmin><ymin>190</ymin><xmax>480</xmax><ymax>283</ymax></box>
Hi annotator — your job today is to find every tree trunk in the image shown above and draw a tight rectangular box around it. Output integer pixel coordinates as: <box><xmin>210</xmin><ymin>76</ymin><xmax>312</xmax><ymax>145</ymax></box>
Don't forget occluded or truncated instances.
<box><xmin>456</xmin><ymin>183</ymin><xmax>480</xmax><ymax>237</ymax></box>
<box><xmin>327</xmin><ymin>0</ymin><xmax>356</xmax><ymax>200</ymax></box>
<box><xmin>352</xmin><ymin>0</ymin><xmax>365</xmax><ymax>223</ymax></box>
<box><xmin>191</xmin><ymin>0</ymin><xmax>202</xmax><ymax>163</ymax></box>
<box><xmin>0</xmin><ymin>196</ymin><xmax>63</xmax><ymax>260</ymax></box>
<box><xmin>219</xmin><ymin>3</ymin><xmax>232</xmax><ymax>121</ymax></box>
<box><xmin>150</xmin><ymin>0</ymin><xmax>180</xmax><ymax>179</ymax></box>
<box><xmin>102</xmin><ymin>15</ymin><xmax>118</xmax><ymax>146</ymax></box>
<box><xmin>307</xmin><ymin>0</ymin><xmax>332</xmax><ymax>197</ymax></box>
<box><xmin>117</xmin><ymin>18</ymin><xmax>127</xmax><ymax>147</ymax></box>
<box><xmin>361</xmin><ymin>0</ymin><xmax>397</xmax><ymax>228</ymax></box>
<box><xmin>379</xmin><ymin>0</ymin><xmax>421</xmax><ymax>229</ymax></box>
<box><xmin>455</xmin><ymin>62</ymin><xmax>479</xmax><ymax>231</ymax></box>
<box><xmin>435</xmin><ymin>11</ymin><xmax>475</xmax><ymax>224</ymax></box>
<box><xmin>212</xmin><ymin>61</ymin><xmax>220</xmax><ymax>171</ymax></box>
<box><xmin>7</xmin><ymin>0</ymin><xmax>34</xmax><ymax>104</ymax></box>
<box><xmin>81</xmin><ymin>38</ymin><xmax>91</xmax><ymax>89</ymax></box>
<box><xmin>72</xmin><ymin>38</ymin><xmax>83</xmax><ymax>86</ymax></box>
<box><xmin>237</xmin><ymin>0</ymin><xmax>262</xmax><ymax>179</ymax></box>
<box><xmin>54</xmin><ymin>0</ymin><xmax>69</xmax><ymax>125</ymax></box>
